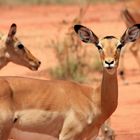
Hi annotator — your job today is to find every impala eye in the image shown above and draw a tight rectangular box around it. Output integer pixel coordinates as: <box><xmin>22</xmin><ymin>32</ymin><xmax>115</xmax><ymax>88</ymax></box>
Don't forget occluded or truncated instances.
<box><xmin>18</xmin><ymin>44</ymin><xmax>24</xmax><ymax>49</ymax></box>
<box><xmin>117</xmin><ymin>44</ymin><xmax>123</xmax><ymax>50</ymax></box>
<box><xmin>96</xmin><ymin>45</ymin><xmax>102</xmax><ymax>50</ymax></box>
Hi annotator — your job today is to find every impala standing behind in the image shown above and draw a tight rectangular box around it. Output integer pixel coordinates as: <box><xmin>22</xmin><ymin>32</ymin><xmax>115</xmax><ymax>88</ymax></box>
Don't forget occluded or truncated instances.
<box><xmin>0</xmin><ymin>23</ymin><xmax>41</xmax><ymax>70</ymax></box>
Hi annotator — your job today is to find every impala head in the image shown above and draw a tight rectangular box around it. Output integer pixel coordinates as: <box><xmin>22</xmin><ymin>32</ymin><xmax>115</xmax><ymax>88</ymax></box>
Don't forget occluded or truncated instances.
<box><xmin>74</xmin><ymin>24</ymin><xmax>140</xmax><ymax>74</ymax></box>
<box><xmin>1</xmin><ymin>23</ymin><xmax>41</xmax><ymax>70</ymax></box>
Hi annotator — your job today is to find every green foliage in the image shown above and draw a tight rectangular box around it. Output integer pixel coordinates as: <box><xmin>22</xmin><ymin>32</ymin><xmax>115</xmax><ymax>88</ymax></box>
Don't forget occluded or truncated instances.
<box><xmin>48</xmin><ymin>38</ymin><xmax>87</xmax><ymax>83</ymax></box>
<box><xmin>48</xmin><ymin>5</ymin><xmax>103</xmax><ymax>83</ymax></box>
<box><xmin>92</xmin><ymin>57</ymin><xmax>103</xmax><ymax>72</ymax></box>
<box><xmin>49</xmin><ymin>59</ymin><xmax>87</xmax><ymax>83</ymax></box>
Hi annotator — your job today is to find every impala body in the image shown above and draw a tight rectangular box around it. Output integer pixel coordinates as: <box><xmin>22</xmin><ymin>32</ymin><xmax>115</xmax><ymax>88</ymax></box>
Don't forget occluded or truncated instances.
<box><xmin>1</xmin><ymin>77</ymin><xmax>95</xmax><ymax>137</ymax></box>
<box><xmin>0</xmin><ymin>24</ymin><xmax>140</xmax><ymax>140</ymax></box>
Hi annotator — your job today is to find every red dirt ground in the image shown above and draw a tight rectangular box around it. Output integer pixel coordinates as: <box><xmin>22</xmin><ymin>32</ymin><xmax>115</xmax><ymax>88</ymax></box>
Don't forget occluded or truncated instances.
<box><xmin>0</xmin><ymin>2</ymin><xmax>140</xmax><ymax>140</ymax></box>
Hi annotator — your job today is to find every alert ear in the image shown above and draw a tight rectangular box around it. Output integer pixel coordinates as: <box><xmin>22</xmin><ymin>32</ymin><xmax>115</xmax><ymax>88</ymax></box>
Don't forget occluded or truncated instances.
<box><xmin>8</xmin><ymin>23</ymin><xmax>17</xmax><ymax>38</ymax></box>
<box><xmin>74</xmin><ymin>24</ymin><xmax>99</xmax><ymax>45</ymax></box>
<box><xmin>120</xmin><ymin>24</ymin><xmax>140</xmax><ymax>45</ymax></box>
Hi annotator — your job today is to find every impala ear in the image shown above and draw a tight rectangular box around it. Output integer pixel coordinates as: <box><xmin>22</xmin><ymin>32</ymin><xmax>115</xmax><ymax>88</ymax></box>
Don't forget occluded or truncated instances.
<box><xmin>120</xmin><ymin>24</ymin><xmax>140</xmax><ymax>45</ymax></box>
<box><xmin>74</xmin><ymin>24</ymin><xmax>99</xmax><ymax>45</ymax></box>
<box><xmin>8</xmin><ymin>23</ymin><xmax>17</xmax><ymax>38</ymax></box>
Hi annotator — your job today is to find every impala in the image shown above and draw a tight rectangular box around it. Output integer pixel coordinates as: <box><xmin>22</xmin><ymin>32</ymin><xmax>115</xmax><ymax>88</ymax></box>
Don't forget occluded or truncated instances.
<box><xmin>0</xmin><ymin>24</ymin><xmax>140</xmax><ymax>140</ymax></box>
<box><xmin>0</xmin><ymin>23</ymin><xmax>41</xmax><ymax>70</ymax></box>
<box><xmin>120</xmin><ymin>8</ymin><xmax>140</xmax><ymax>80</ymax></box>
<box><xmin>0</xmin><ymin>23</ymin><xmax>41</xmax><ymax>140</ymax></box>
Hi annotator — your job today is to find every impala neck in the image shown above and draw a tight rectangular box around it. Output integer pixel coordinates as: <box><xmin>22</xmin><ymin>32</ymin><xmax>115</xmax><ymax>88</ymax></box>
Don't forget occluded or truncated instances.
<box><xmin>101</xmin><ymin>69</ymin><xmax>118</xmax><ymax>118</ymax></box>
<box><xmin>0</xmin><ymin>57</ymin><xmax>8</xmax><ymax>69</ymax></box>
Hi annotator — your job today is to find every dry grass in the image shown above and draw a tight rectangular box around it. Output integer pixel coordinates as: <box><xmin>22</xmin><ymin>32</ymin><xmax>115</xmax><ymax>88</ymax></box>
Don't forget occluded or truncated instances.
<box><xmin>47</xmin><ymin>5</ymin><xmax>102</xmax><ymax>83</ymax></box>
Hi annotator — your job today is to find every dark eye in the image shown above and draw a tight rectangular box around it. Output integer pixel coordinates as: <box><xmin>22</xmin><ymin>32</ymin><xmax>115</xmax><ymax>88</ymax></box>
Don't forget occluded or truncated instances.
<box><xmin>117</xmin><ymin>44</ymin><xmax>123</xmax><ymax>50</ymax></box>
<box><xmin>18</xmin><ymin>44</ymin><xmax>24</xmax><ymax>49</ymax></box>
<box><xmin>96</xmin><ymin>45</ymin><xmax>102</xmax><ymax>50</ymax></box>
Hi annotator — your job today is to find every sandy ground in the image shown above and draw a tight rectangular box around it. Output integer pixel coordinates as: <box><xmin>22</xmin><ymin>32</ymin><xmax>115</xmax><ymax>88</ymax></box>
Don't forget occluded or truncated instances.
<box><xmin>0</xmin><ymin>2</ymin><xmax>140</xmax><ymax>140</ymax></box>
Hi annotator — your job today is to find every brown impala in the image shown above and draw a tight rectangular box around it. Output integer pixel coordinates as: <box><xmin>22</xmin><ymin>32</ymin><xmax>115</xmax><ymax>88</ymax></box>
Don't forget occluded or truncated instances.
<box><xmin>0</xmin><ymin>24</ymin><xmax>140</xmax><ymax>140</ymax></box>
<box><xmin>0</xmin><ymin>23</ymin><xmax>41</xmax><ymax>70</ymax></box>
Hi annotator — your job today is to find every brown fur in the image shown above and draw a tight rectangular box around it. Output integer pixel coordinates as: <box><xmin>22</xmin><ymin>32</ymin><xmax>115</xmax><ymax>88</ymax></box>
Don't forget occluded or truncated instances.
<box><xmin>0</xmin><ymin>23</ymin><xmax>40</xmax><ymax>70</ymax></box>
<box><xmin>120</xmin><ymin>8</ymin><xmax>140</xmax><ymax>80</ymax></box>
<box><xmin>0</xmin><ymin>24</ymin><xmax>140</xmax><ymax>140</ymax></box>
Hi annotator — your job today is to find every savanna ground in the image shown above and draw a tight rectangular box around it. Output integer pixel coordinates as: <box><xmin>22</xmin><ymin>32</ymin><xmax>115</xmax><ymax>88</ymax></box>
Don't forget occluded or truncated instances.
<box><xmin>0</xmin><ymin>1</ymin><xmax>140</xmax><ymax>140</ymax></box>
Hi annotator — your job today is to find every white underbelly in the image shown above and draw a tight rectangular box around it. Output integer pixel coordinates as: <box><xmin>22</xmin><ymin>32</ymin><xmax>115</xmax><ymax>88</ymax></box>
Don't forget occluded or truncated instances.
<box><xmin>10</xmin><ymin>128</ymin><xmax>57</xmax><ymax>140</ymax></box>
<box><xmin>13</xmin><ymin>109</ymin><xmax>65</xmax><ymax>137</ymax></box>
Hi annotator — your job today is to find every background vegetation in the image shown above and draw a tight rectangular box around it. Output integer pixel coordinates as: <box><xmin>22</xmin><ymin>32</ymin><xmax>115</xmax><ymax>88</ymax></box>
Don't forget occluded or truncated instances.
<box><xmin>0</xmin><ymin>0</ymin><xmax>116</xmax><ymax>5</ymax></box>
<box><xmin>47</xmin><ymin>5</ymin><xmax>102</xmax><ymax>83</ymax></box>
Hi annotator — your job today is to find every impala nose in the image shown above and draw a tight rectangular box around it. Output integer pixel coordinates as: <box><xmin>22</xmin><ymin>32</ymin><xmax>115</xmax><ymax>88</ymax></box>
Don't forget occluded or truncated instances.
<box><xmin>104</xmin><ymin>60</ymin><xmax>115</xmax><ymax>69</ymax></box>
<box><xmin>36</xmin><ymin>60</ymin><xmax>41</xmax><ymax>68</ymax></box>
<box><xmin>39</xmin><ymin>61</ymin><xmax>41</xmax><ymax>65</ymax></box>
<box><xmin>105</xmin><ymin>60</ymin><xmax>114</xmax><ymax>65</ymax></box>
<box><xmin>29</xmin><ymin>60</ymin><xmax>41</xmax><ymax>71</ymax></box>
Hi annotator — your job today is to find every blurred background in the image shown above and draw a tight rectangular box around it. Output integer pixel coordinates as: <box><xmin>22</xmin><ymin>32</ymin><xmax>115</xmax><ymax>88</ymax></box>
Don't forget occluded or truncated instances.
<box><xmin>0</xmin><ymin>0</ymin><xmax>140</xmax><ymax>140</ymax></box>
<box><xmin>0</xmin><ymin>0</ymin><xmax>116</xmax><ymax>5</ymax></box>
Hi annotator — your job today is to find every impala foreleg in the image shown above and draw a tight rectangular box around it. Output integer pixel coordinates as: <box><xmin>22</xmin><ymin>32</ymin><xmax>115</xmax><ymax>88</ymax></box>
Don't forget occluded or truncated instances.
<box><xmin>59</xmin><ymin>110</ymin><xmax>84</xmax><ymax>140</ymax></box>
<box><xmin>0</xmin><ymin>80</ymin><xmax>14</xmax><ymax>140</ymax></box>
<box><xmin>59</xmin><ymin>122</ymin><xmax>83</xmax><ymax>140</ymax></box>
<box><xmin>0</xmin><ymin>109</ymin><xmax>13</xmax><ymax>140</ymax></box>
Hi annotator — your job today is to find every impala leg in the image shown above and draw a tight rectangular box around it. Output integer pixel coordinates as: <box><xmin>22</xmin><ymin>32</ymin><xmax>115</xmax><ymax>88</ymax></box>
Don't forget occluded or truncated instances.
<box><xmin>0</xmin><ymin>127</ymin><xmax>11</xmax><ymax>140</ymax></box>
<box><xmin>0</xmin><ymin>80</ymin><xmax>14</xmax><ymax>140</ymax></box>
<box><xmin>59</xmin><ymin>120</ymin><xmax>83</xmax><ymax>140</ymax></box>
<box><xmin>59</xmin><ymin>111</ymin><xmax>84</xmax><ymax>140</ymax></box>
<box><xmin>0</xmin><ymin>110</ymin><xmax>13</xmax><ymax>140</ymax></box>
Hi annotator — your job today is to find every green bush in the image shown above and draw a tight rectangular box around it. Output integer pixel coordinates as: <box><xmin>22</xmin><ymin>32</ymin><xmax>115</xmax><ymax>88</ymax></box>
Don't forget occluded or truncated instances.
<box><xmin>49</xmin><ymin>59</ymin><xmax>87</xmax><ymax>83</ymax></box>
<box><xmin>48</xmin><ymin>38</ymin><xmax>87</xmax><ymax>83</ymax></box>
<box><xmin>92</xmin><ymin>57</ymin><xmax>102</xmax><ymax>72</ymax></box>
<box><xmin>47</xmin><ymin>5</ymin><xmax>103</xmax><ymax>83</ymax></box>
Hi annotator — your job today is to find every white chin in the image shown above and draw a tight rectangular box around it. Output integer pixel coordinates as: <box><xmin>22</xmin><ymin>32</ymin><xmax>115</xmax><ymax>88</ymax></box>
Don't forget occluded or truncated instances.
<box><xmin>30</xmin><ymin>67</ymin><xmax>38</xmax><ymax>71</ymax></box>
<box><xmin>105</xmin><ymin>68</ymin><xmax>116</xmax><ymax>75</ymax></box>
